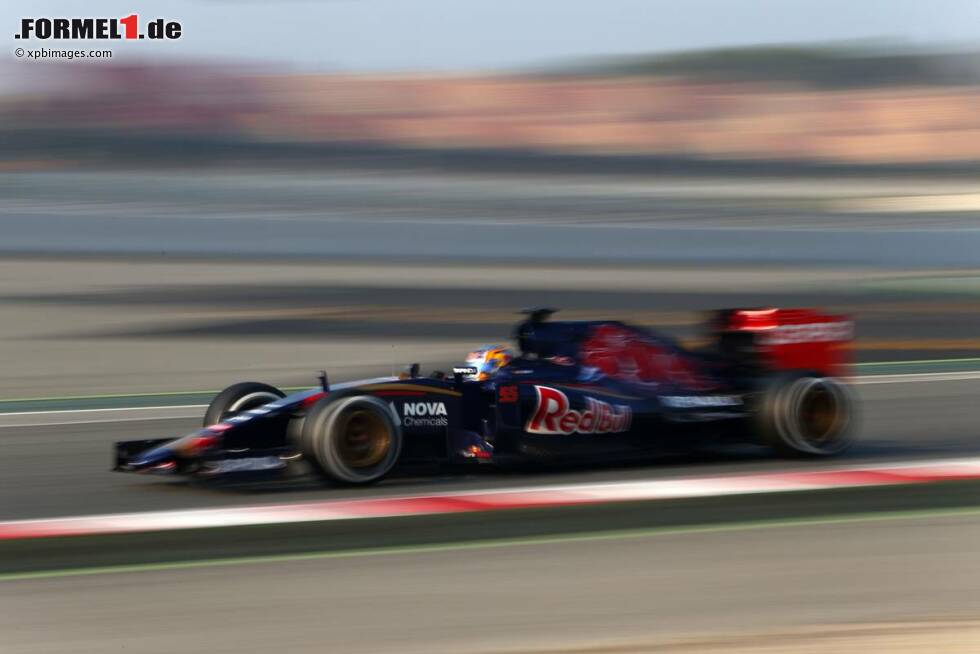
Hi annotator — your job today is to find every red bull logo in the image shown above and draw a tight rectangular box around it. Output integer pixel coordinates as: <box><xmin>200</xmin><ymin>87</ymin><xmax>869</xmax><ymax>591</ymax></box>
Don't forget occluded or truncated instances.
<box><xmin>526</xmin><ymin>386</ymin><xmax>631</xmax><ymax>435</ymax></box>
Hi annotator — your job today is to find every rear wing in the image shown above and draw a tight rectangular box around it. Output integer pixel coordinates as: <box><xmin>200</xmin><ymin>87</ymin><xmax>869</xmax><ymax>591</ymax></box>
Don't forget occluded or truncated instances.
<box><xmin>711</xmin><ymin>308</ymin><xmax>853</xmax><ymax>378</ymax></box>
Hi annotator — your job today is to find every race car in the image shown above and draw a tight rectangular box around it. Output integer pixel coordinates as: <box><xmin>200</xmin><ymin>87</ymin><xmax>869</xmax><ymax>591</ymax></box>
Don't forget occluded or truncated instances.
<box><xmin>114</xmin><ymin>307</ymin><xmax>856</xmax><ymax>485</ymax></box>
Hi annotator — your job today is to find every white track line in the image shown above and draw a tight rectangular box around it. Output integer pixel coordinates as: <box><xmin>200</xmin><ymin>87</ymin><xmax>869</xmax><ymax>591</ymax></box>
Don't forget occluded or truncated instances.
<box><xmin>850</xmin><ymin>371</ymin><xmax>980</xmax><ymax>384</ymax></box>
<box><xmin>0</xmin><ymin>405</ymin><xmax>206</xmax><ymax>428</ymax></box>
<box><xmin>0</xmin><ymin>404</ymin><xmax>208</xmax><ymax>417</ymax></box>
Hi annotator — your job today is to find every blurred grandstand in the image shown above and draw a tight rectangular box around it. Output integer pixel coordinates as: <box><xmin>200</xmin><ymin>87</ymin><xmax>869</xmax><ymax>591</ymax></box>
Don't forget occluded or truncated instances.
<box><xmin>4</xmin><ymin>44</ymin><xmax>980</xmax><ymax>170</ymax></box>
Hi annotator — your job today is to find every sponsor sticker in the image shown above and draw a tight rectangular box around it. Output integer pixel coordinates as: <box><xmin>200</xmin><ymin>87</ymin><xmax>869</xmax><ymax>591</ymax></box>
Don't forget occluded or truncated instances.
<box><xmin>759</xmin><ymin>321</ymin><xmax>853</xmax><ymax>345</ymax></box>
<box><xmin>402</xmin><ymin>401</ymin><xmax>448</xmax><ymax>427</ymax></box>
<box><xmin>526</xmin><ymin>386</ymin><xmax>631</xmax><ymax>435</ymax></box>
<box><xmin>660</xmin><ymin>395</ymin><xmax>742</xmax><ymax>409</ymax></box>
<box><xmin>498</xmin><ymin>385</ymin><xmax>519</xmax><ymax>403</ymax></box>
<box><xmin>207</xmin><ymin>457</ymin><xmax>284</xmax><ymax>474</ymax></box>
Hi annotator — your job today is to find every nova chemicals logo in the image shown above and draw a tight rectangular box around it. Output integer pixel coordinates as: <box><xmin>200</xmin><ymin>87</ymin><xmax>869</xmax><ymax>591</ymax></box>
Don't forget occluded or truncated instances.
<box><xmin>16</xmin><ymin>15</ymin><xmax>182</xmax><ymax>41</ymax></box>
<box><xmin>402</xmin><ymin>401</ymin><xmax>448</xmax><ymax>427</ymax></box>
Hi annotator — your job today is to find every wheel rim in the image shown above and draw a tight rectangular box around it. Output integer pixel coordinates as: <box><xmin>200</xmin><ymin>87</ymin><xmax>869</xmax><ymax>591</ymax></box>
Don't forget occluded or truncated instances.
<box><xmin>799</xmin><ymin>384</ymin><xmax>837</xmax><ymax>442</ymax></box>
<box><xmin>784</xmin><ymin>379</ymin><xmax>851</xmax><ymax>453</ymax></box>
<box><xmin>335</xmin><ymin>409</ymin><xmax>391</xmax><ymax>469</ymax></box>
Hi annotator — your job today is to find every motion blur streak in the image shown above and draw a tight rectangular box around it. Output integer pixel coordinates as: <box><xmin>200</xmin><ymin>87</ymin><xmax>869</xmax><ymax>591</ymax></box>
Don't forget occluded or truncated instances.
<box><xmin>4</xmin><ymin>8</ymin><xmax>980</xmax><ymax>653</ymax></box>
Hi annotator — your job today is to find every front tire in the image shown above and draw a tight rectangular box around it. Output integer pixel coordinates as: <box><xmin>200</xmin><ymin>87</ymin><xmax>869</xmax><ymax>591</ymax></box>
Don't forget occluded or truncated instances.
<box><xmin>753</xmin><ymin>372</ymin><xmax>856</xmax><ymax>457</ymax></box>
<box><xmin>204</xmin><ymin>382</ymin><xmax>285</xmax><ymax>427</ymax></box>
<box><xmin>300</xmin><ymin>396</ymin><xmax>402</xmax><ymax>485</ymax></box>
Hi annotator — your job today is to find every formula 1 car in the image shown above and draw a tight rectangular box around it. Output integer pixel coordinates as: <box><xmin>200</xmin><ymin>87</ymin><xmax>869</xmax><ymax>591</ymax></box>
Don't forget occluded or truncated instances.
<box><xmin>114</xmin><ymin>308</ymin><xmax>856</xmax><ymax>485</ymax></box>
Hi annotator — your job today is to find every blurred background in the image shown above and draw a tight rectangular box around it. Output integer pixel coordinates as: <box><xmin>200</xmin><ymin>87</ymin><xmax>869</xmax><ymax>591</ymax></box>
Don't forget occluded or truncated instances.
<box><xmin>2</xmin><ymin>1</ymin><xmax>980</xmax><ymax>653</ymax></box>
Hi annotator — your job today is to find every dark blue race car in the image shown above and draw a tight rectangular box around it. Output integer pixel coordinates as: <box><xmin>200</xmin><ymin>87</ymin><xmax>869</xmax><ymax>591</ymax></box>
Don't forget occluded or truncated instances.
<box><xmin>114</xmin><ymin>308</ymin><xmax>856</xmax><ymax>485</ymax></box>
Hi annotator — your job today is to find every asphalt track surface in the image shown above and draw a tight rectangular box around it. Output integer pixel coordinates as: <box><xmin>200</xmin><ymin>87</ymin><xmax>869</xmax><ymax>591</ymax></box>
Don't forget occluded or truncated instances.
<box><xmin>6</xmin><ymin>257</ymin><xmax>980</xmax><ymax>399</ymax></box>
<box><xmin>7</xmin><ymin>206</ymin><xmax>980</xmax><ymax>267</ymax></box>
<box><xmin>2</xmin><ymin>376</ymin><xmax>978</xmax><ymax>521</ymax></box>
<box><xmin>3</xmin><ymin>512</ymin><xmax>978</xmax><ymax>653</ymax></box>
<box><xmin>4</xmin><ymin>170</ymin><xmax>980</xmax><ymax>267</ymax></box>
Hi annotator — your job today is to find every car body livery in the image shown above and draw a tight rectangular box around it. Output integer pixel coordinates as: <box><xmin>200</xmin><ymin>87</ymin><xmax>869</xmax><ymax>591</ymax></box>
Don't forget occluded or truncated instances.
<box><xmin>115</xmin><ymin>307</ymin><xmax>856</xmax><ymax>485</ymax></box>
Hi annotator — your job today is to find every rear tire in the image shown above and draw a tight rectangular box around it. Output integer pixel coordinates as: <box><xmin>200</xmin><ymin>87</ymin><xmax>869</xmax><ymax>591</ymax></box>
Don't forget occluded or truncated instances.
<box><xmin>204</xmin><ymin>382</ymin><xmax>285</xmax><ymax>427</ymax></box>
<box><xmin>300</xmin><ymin>396</ymin><xmax>402</xmax><ymax>485</ymax></box>
<box><xmin>753</xmin><ymin>372</ymin><xmax>856</xmax><ymax>457</ymax></box>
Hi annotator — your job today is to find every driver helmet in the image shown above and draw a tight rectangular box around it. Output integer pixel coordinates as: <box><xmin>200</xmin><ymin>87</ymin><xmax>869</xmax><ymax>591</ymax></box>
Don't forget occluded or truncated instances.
<box><xmin>464</xmin><ymin>345</ymin><xmax>514</xmax><ymax>381</ymax></box>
